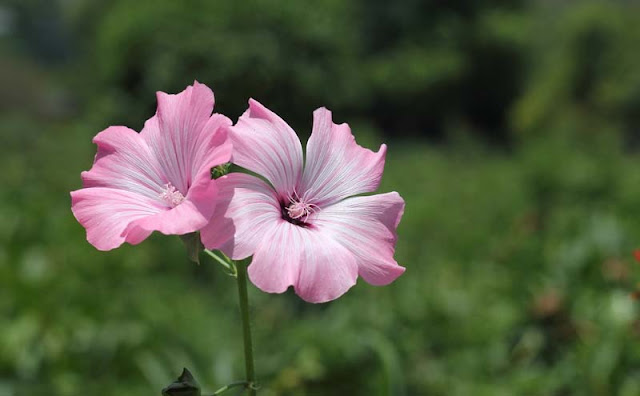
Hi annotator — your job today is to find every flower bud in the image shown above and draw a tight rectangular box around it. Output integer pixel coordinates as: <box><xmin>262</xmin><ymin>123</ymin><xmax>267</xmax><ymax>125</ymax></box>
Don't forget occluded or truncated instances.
<box><xmin>162</xmin><ymin>368</ymin><xmax>201</xmax><ymax>396</ymax></box>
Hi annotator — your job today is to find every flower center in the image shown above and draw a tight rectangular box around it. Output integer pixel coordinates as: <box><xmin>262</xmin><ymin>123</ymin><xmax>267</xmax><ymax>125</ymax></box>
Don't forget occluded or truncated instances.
<box><xmin>159</xmin><ymin>183</ymin><xmax>185</xmax><ymax>207</ymax></box>
<box><xmin>282</xmin><ymin>192</ymin><xmax>317</xmax><ymax>227</ymax></box>
<box><xmin>287</xmin><ymin>201</ymin><xmax>313</xmax><ymax>220</ymax></box>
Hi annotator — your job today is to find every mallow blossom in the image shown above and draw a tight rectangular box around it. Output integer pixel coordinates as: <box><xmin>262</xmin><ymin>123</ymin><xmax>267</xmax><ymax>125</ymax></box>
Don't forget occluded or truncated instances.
<box><xmin>201</xmin><ymin>99</ymin><xmax>405</xmax><ymax>303</ymax></box>
<box><xmin>71</xmin><ymin>82</ymin><xmax>231</xmax><ymax>250</ymax></box>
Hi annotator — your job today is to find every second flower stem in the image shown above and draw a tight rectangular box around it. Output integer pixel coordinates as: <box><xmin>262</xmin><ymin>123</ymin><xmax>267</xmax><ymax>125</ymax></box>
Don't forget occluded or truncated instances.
<box><xmin>235</xmin><ymin>259</ymin><xmax>257</xmax><ymax>395</ymax></box>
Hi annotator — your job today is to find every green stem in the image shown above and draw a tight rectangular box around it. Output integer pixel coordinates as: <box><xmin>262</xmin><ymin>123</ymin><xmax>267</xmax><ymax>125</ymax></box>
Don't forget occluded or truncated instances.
<box><xmin>204</xmin><ymin>249</ymin><xmax>237</xmax><ymax>277</ymax></box>
<box><xmin>235</xmin><ymin>259</ymin><xmax>257</xmax><ymax>395</ymax></box>
<box><xmin>209</xmin><ymin>380</ymin><xmax>249</xmax><ymax>395</ymax></box>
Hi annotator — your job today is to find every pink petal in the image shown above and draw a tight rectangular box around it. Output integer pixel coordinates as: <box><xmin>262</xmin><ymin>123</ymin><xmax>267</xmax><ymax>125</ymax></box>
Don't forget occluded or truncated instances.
<box><xmin>81</xmin><ymin>126</ymin><xmax>166</xmax><ymax>200</ymax></box>
<box><xmin>229</xmin><ymin>99</ymin><xmax>303</xmax><ymax>195</ymax></box>
<box><xmin>313</xmin><ymin>192</ymin><xmax>406</xmax><ymax>286</ymax></box>
<box><xmin>301</xmin><ymin>108</ymin><xmax>386</xmax><ymax>207</ymax></box>
<box><xmin>293</xmin><ymin>230</ymin><xmax>359</xmax><ymax>303</ymax></box>
<box><xmin>192</xmin><ymin>117</ymin><xmax>233</xmax><ymax>178</ymax></box>
<box><xmin>247</xmin><ymin>221</ymin><xmax>303</xmax><ymax>294</ymax></box>
<box><xmin>200</xmin><ymin>173</ymin><xmax>282</xmax><ymax>259</ymax></box>
<box><xmin>70</xmin><ymin>188</ymin><xmax>164</xmax><ymax>251</ymax></box>
<box><xmin>123</xmin><ymin>168</ymin><xmax>220</xmax><ymax>242</ymax></box>
<box><xmin>246</xmin><ymin>222</ymin><xmax>359</xmax><ymax>303</ymax></box>
<box><xmin>201</xmin><ymin>172</ymin><xmax>361</xmax><ymax>302</ymax></box>
<box><xmin>73</xmin><ymin>82</ymin><xmax>231</xmax><ymax>251</ymax></box>
<box><xmin>141</xmin><ymin>81</ymin><xmax>232</xmax><ymax>193</ymax></box>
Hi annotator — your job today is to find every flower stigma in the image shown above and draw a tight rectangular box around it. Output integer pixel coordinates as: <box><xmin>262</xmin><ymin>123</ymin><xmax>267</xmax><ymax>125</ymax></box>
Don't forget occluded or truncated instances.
<box><xmin>160</xmin><ymin>183</ymin><xmax>185</xmax><ymax>207</ymax></box>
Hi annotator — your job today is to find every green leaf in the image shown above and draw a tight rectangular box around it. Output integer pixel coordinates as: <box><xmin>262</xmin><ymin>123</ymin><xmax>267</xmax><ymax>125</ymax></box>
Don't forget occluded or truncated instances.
<box><xmin>180</xmin><ymin>233</ymin><xmax>203</xmax><ymax>264</ymax></box>
<box><xmin>162</xmin><ymin>368</ymin><xmax>201</xmax><ymax>396</ymax></box>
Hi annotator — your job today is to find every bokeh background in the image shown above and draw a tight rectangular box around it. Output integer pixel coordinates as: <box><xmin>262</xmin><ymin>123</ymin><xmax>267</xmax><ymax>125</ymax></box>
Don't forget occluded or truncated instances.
<box><xmin>3</xmin><ymin>1</ymin><xmax>640</xmax><ymax>395</ymax></box>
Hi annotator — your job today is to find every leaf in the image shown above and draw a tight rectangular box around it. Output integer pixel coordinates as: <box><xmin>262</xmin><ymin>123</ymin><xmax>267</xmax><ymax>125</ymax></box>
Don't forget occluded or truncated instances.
<box><xmin>161</xmin><ymin>368</ymin><xmax>201</xmax><ymax>396</ymax></box>
<box><xmin>180</xmin><ymin>232</ymin><xmax>203</xmax><ymax>264</ymax></box>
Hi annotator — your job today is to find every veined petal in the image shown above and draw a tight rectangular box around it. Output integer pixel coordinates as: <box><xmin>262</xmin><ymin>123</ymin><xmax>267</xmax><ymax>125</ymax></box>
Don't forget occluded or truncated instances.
<box><xmin>293</xmin><ymin>230</ymin><xmax>359</xmax><ymax>303</ymax></box>
<box><xmin>81</xmin><ymin>126</ymin><xmax>166</xmax><ymax>200</ymax></box>
<box><xmin>191</xmin><ymin>116</ymin><xmax>233</xmax><ymax>179</ymax></box>
<box><xmin>123</xmin><ymin>168</ymin><xmax>220</xmax><ymax>242</ymax></box>
<box><xmin>73</xmin><ymin>82</ymin><xmax>232</xmax><ymax>251</ymax></box>
<box><xmin>70</xmin><ymin>187</ymin><xmax>164</xmax><ymax>251</ymax></box>
<box><xmin>301</xmin><ymin>108</ymin><xmax>386</xmax><ymax>207</ymax></box>
<box><xmin>247</xmin><ymin>221</ymin><xmax>303</xmax><ymax>294</ymax></box>
<box><xmin>141</xmin><ymin>81</ymin><xmax>231</xmax><ymax>193</ymax></box>
<box><xmin>313</xmin><ymin>192</ymin><xmax>406</xmax><ymax>286</ymax></box>
<box><xmin>229</xmin><ymin>99</ymin><xmax>303</xmax><ymax>195</ymax></box>
<box><xmin>200</xmin><ymin>173</ymin><xmax>281</xmax><ymax>259</ymax></box>
<box><xmin>246</xmin><ymin>223</ymin><xmax>359</xmax><ymax>303</ymax></box>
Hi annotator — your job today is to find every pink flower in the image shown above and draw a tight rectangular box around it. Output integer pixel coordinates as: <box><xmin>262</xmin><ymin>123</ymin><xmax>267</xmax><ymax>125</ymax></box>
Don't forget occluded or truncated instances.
<box><xmin>71</xmin><ymin>82</ymin><xmax>232</xmax><ymax>251</ymax></box>
<box><xmin>201</xmin><ymin>99</ymin><xmax>405</xmax><ymax>303</ymax></box>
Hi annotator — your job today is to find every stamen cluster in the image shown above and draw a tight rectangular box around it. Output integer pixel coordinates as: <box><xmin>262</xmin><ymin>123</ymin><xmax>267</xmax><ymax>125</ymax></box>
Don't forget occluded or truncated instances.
<box><xmin>280</xmin><ymin>190</ymin><xmax>318</xmax><ymax>227</ymax></box>
<box><xmin>160</xmin><ymin>183</ymin><xmax>186</xmax><ymax>207</ymax></box>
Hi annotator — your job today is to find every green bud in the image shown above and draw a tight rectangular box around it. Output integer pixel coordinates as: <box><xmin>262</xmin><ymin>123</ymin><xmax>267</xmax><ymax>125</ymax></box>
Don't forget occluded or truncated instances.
<box><xmin>162</xmin><ymin>368</ymin><xmax>201</xmax><ymax>396</ymax></box>
<box><xmin>211</xmin><ymin>163</ymin><xmax>232</xmax><ymax>179</ymax></box>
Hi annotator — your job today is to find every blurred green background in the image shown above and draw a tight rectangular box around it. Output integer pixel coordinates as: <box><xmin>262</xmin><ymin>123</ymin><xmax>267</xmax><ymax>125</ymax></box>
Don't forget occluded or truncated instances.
<box><xmin>3</xmin><ymin>0</ymin><xmax>640</xmax><ymax>395</ymax></box>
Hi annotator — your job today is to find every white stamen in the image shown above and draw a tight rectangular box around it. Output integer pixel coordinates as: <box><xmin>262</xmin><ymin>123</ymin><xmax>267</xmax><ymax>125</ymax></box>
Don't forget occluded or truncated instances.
<box><xmin>159</xmin><ymin>183</ymin><xmax>185</xmax><ymax>207</ymax></box>
<box><xmin>286</xmin><ymin>190</ymin><xmax>318</xmax><ymax>222</ymax></box>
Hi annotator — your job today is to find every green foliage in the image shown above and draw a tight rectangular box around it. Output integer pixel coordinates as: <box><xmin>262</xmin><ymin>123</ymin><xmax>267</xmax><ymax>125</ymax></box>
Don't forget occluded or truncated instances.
<box><xmin>64</xmin><ymin>0</ymin><xmax>533</xmax><ymax>141</ymax></box>
<box><xmin>2</xmin><ymin>0</ymin><xmax>640</xmax><ymax>395</ymax></box>
<box><xmin>2</xmin><ymin>111</ymin><xmax>640</xmax><ymax>395</ymax></box>
<box><xmin>512</xmin><ymin>2</ymin><xmax>640</xmax><ymax>142</ymax></box>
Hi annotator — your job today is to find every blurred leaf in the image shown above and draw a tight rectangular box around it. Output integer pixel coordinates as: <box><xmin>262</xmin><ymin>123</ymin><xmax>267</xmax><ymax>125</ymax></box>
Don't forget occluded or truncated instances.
<box><xmin>180</xmin><ymin>233</ymin><xmax>203</xmax><ymax>265</ymax></box>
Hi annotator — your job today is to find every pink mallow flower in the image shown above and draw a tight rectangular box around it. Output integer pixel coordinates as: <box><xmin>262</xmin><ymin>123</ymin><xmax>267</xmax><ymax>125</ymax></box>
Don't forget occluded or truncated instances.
<box><xmin>201</xmin><ymin>99</ymin><xmax>405</xmax><ymax>303</ymax></box>
<box><xmin>71</xmin><ymin>82</ymin><xmax>232</xmax><ymax>251</ymax></box>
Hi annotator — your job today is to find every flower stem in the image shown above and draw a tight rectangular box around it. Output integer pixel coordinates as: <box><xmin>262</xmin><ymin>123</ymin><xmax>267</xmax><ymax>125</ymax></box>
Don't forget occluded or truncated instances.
<box><xmin>235</xmin><ymin>259</ymin><xmax>257</xmax><ymax>395</ymax></box>
<box><xmin>204</xmin><ymin>249</ymin><xmax>237</xmax><ymax>277</ymax></box>
<box><xmin>209</xmin><ymin>380</ymin><xmax>249</xmax><ymax>395</ymax></box>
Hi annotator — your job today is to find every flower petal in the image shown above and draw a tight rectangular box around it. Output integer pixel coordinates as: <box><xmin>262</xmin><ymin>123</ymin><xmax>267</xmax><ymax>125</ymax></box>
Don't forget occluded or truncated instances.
<box><xmin>123</xmin><ymin>169</ymin><xmax>220</xmax><ymax>242</ymax></box>
<box><xmin>247</xmin><ymin>221</ymin><xmax>303</xmax><ymax>294</ymax></box>
<box><xmin>229</xmin><ymin>99</ymin><xmax>303</xmax><ymax>195</ymax></box>
<box><xmin>301</xmin><ymin>108</ymin><xmax>386</xmax><ymax>207</ymax></box>
<box><xmin>192</xmin><ymin>116</ymin><xmax>233</xmax><ymax>178</ymax></box>
<box><xmin>200</xmin><ymin>173</ymin><xmax>281</xmax><ymax>259</ymax></box>
<box><xmin>313</xmin><ymin>192</ymin><xmax>405</xmax><ymax>286</ymax></box>
<box><xmin>142</xmin><ymin>81</ymin><xmax>231</xmax><ymax>193</ymax></box>
<box><xmin>81</xmin><ymin>126</ymin><xmax>166</xmax><ymax>200</ymax></box>
<box><xmin>70</xmin><ymin>187</ymin><xmax>164</xmax><ymax>251</ymax></box>
<box><xmin>293</xmin><ymin>230</ymin><xmax>359</xmax><ymax>303</ymax></box>
<box><xmin>246</xmin><ymin>223</ymin><xmax>359</xmax><ymax>303</ymax></box>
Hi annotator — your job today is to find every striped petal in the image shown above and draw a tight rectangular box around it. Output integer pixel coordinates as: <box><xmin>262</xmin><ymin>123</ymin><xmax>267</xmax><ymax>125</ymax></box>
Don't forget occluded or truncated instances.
<box><xmin>228</xmin><ymin>99</ymin><xmax>303</xmax><ymax>196</ymax></box>
<box><xmin>313</xmin><ymin>192</ymin><xmax>406</xmax><ymax>286</ymax></box>
<box><xmin>301</xmin><ymin>108</ymin><xmax>386</xmax><ymax>207</ymax></box>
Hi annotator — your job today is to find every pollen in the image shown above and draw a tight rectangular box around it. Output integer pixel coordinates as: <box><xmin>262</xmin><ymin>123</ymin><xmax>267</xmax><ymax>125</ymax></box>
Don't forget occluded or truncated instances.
<box><xmin>159</xmin><ymin>183</ymin><xmax>185</xmax><ymax>207</ymax></box>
